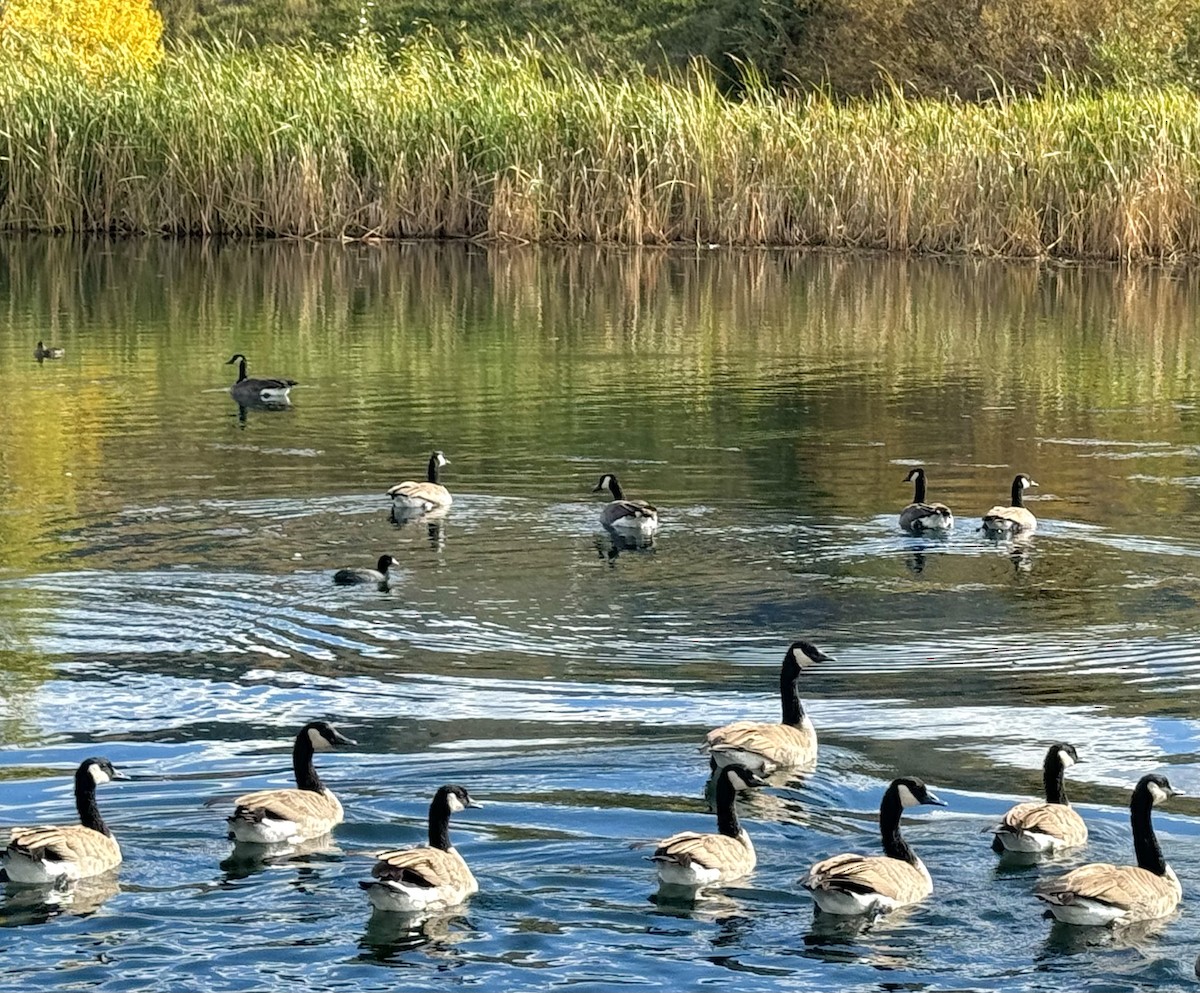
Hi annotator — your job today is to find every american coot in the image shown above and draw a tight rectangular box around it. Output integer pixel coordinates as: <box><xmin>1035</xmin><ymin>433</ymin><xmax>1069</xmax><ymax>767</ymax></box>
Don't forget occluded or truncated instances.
<box><xmin>34</xmin><ymin>340</ymin><xmax>65</xmax><ymax>360</ymax></box>
<box><xmin>333</xmin><ymin>554</ymin><xmax>399</xmax><ymax>586</ymax></box>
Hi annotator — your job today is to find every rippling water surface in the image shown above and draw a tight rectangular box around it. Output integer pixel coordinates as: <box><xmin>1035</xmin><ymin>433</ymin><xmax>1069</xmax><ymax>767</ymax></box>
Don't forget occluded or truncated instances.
<box><xmin>2</xmin><ymin>241</ymin><xmax>1200</xmax><ymax>990</ymax></box>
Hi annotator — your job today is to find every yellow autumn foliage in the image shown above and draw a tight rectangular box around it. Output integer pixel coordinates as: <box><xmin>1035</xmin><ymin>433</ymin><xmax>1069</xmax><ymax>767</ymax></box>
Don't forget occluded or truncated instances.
<box><xmin>0</xmin><ymin>0</ymin><xmax>163</xmax><ymax>77</ymax></box>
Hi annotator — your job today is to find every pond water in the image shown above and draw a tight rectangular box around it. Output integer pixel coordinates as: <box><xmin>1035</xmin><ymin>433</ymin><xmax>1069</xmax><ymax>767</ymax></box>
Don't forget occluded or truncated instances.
<box><xmin>1</xmin><ymin>239</ymin><xmax>1200</xmax><ymax>991</ymax></box>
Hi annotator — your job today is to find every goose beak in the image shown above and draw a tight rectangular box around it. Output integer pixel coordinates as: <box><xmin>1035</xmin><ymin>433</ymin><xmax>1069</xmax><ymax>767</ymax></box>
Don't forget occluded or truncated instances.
<box><xmin>1027</xmin><ymin>479</ymin><xmax>1039</xmax><ymax>487</ymax></box>
<box><xmin>332</xmin><ymin>731</ymin><xmax>358</xmax><ymax>747</ymax></box>
<box><xmin>467</xmin><ymin>799</ymin><xmax>484</xmax><ymax>809</ymax></box>
<box><xmin>224</xmin><ymin>356</ymin><xmax>237</xmax><ymax>365</ymax></box>
<box><xmin>813</xmin><ymin>651</ymin><xmax>835</xmax><ymax>663</ymax></box>
<box><xmin>1171</xmin><ymin>787</ymin><xmax>1186</xmax><ymax>798</ymax></box>
<box><xmin>110</xmin><ymin>769</ymin><xmax>131</xmax><ymax>781</ymax></box>
<box><xmin>924</xmin><ymin>791</ymin><xmax>947</xmax><ymax>807</ymax></box>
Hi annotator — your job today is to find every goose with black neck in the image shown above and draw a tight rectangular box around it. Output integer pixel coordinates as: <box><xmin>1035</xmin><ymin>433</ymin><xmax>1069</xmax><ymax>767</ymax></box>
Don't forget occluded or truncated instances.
<box><xmin>3</xmin><ymin>757</ymin><xmax>128</xmax><ymax>883</ymax></box>
<box><xmin>1035</xmin><ymin>773</ymin><xmax>1182</xmax><ymax>925</ymax></box>
<box><xmin>227</xmin><ymin>721</ymin><xmax>356</xmax><ymax>845</ymax></box>
<box><xmin>803</xmin><ymin>777</ymin><xmax>947</xmax><ymax>915</ymax></box>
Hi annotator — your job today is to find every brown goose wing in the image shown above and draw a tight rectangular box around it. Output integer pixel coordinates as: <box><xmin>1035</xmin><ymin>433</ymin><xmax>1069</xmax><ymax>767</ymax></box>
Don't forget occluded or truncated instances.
<box><xmin>387</xmin><ymin>481</ymin><xmax>448</xmax><ymax>501</ymax></box>
<box><xmin>600</xmin><ymin>500</ymin><xmax>657</xmax><ymax>525</ymax></box>
<box><xmin>805</xmin><ymin>853</ymin><xmax>930</xmax><ymax>903</ymax></box>
<box><xmin>8</xmin><ymin>824</ymin><xmax>120</xmax><ymax>871</ymax></box>
<box><xmin>371</xmin><ymin>846</ymin><xmax>472</xmax><ymax>889</ymax></box>
<box><xmin>652</xmin><ymin>830</ymin><xmax>754</xmax><ymax>874</ymax></box>
<box><xmin>232</xmin><ymin>788</ymin><xmax>343</xmax><ymax>832</ymax></box>
<box><xmin>704</xmin><ymin>722</ymin><xmax>812</xmax><ymax>766</ymax></box>
<box><xmin>1002</xmin><ymin>801</ymin><xmax>1087</xmax><ymax>845</ymax></box>
<box><xmin>1035</xmin><ymin>864</ymin><xmax>1178</xmax><ymax>915</ymax></box>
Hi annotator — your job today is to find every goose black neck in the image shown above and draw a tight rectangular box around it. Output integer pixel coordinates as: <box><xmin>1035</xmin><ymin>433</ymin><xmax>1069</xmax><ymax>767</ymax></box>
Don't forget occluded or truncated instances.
<box><xmin>880</xmin><ymin>787</ymin><xmax>918</xmax><ymax>865</ymax></box>
<box><xmin>1131</xmin><ymin>789</ymin><xmax>1167</xmax><ymax>875</ymax></box>
<box><xmin>1010</xmin><ymin>477</ymin><xmax>1025</xmax><ymax>508</ymax></box>
<box><xmin>74</xmin><ymin>767</ymin><xmax>110</xmax><ymax>837</ymax></box>
<box><xmin>780</xmin><ymin>660</ymin><xmax>806</xmax><ymax>726</ymax></box>
<box><xmin>234</xmin><ymin>357</ymin><xmax>247</xmax><ymax>383</ymax></box>
<box><xmin>1044</xmin><ymin>753</ymin><xmax>1068</xmax><ymax>805</ymax></box>
<box><xmin>607</xmin><ymin>477</ymin><xmax>625</xmax><ymax>501</ymax></box>
<box><xmin>292</xmin><ymin>730</ymin><xmax>325</xmax><ymax>793</ymax></box>
<box><xmin>715</xmin><ymin>771</ymin><xmax>743</xmax><ymax>838</ymax></box>
<box><xmin>428</xmin><ymin>794</ymin><xmax>453</xmax><ymax>851</ymax></box>
<box><xmin>426</xmin><ymin>455</ymin><xmax>440</xmax><ymax>484</ymax></box>
<box><xmin>911</xmin><ymin>472</ymin><xmax>927</xmax><ymax>504</ymax></box>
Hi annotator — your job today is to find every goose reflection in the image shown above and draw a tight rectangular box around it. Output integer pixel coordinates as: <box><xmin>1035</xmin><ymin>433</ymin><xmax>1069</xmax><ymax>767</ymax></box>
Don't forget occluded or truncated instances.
<box><xmin>1038</xmin><ymin>914</ymin><xmax>1174</xmax><ymax>958</ymax></box>
<box><xmin>231</xmin><ymin>395</ymin><xmax>292</xmax><ymax>427</ymax></box>
<box><xmin>801</xmin><ymin>902</ymin><xmax>923</xmax><ymax>965</ymax></box>
<box><xmin>359</xmin><ymin>908</ymin><xmax>468</xmax><ymax>962</ymax></box>
<box><xmin>220</xmin><ymin>833</ymin><xmax>339</xmax><ymax>881</ymax></box>
<box><xmin>595</xmin><ymin>527</ymin><xmax>657</xmax><ymax>562</ymax></box>
<box><xmin>650</xmin><ymin>884</ymin><xmax>747</xmax><ymax>921</ymax></box>
<box><xmin>2</xmin><ymin>870</ymin><xmax>119</xmax><ymax>926</ymax></box>
<box><xmin>390</xmin><ymin>504</ymin><xmax>448</xmax><ymax>549</ymax></box>
<box><xmin>703</xmin><ymin>768</ymin><xmax>811</xmax><ymax>822</ymax></box>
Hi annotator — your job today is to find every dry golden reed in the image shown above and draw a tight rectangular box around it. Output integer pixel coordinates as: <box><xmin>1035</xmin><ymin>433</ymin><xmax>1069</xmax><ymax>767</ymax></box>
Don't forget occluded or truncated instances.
<box><xmin>3</xmin><ymin>34</ymin><xmax>1200</xmax><ymax>259</ymax></box>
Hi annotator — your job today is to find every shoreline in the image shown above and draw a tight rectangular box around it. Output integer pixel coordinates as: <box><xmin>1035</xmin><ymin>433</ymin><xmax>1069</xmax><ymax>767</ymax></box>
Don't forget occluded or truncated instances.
<box><xmin>4</xmin><ymin>39</ymin><xmax>1200</xmax><ymax>262</ymax></box>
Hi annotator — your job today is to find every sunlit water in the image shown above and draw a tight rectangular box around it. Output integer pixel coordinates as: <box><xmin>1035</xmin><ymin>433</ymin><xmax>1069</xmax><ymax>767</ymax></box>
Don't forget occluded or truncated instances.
<box><xmin>2</xmin><ymin>241</ymin><xmax>1200</xmax><ymax>990</ymax></box>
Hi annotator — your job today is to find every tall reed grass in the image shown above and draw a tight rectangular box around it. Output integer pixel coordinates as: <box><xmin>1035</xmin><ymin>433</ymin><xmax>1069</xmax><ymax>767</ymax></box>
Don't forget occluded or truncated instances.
<box><xmin>3</xmin><ymin>35</ymin><xmax>1200</xmax><ymax>259</ymax></box>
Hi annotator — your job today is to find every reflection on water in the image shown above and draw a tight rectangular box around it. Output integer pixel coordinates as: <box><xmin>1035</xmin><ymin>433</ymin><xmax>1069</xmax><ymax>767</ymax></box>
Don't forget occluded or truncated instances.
<box><xmin>1</xmin><ymin>240</ymin><xmax>1200</xmax><ymax>990</ymax></box>
<box><xmin>1</xmin><ymin>872</ymin><xmax>120</xmax><ymax>926</ymax></box>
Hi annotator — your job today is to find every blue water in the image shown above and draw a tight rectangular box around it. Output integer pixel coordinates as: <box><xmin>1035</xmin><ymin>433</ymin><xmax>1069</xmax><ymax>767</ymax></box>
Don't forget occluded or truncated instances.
<box><xmin>1</xmin><ymin>241</ymin><xmax>1199</xmax><ymax>990</ymax></box>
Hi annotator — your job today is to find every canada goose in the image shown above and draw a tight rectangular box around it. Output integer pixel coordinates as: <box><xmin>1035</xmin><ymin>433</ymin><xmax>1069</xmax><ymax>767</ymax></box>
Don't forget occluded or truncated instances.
<box><xmin>387</xmin><ymin>451</ymin><xmax>453</xmax><ymax>511</ymax></box>
<box><xmin>591</xmin><ymin>473</ymin><xmax>658</xmax><ymax>534</ymax></box>
<box><xmin>803</xmin><ymin>777</ymin><xmax>946</xmax><ymax>915</ymax></box>
<box><xmin>360</xmin><ymin>784</ymin><xmax>483</xmax><ymax>913</ymax></box>
<box><xmin>1034</xmin><ymin>773</ymin><xmax>1182</xmax><ymax>926</ymax></box>
<box><xmin>650</xmin><ymin>764</ymin><xmax>766</xmax><ymax>887</ymax></box>
<box><xmin>982</xmin><ymin>473</ymin><xmax>1038</xmax><ymax>534</ymax></box>
<box><xmin>700</xmin><ymin>640</ymin><xmax>833</xmax><ymax>775</ymax></box>
<box><xmin>899</xmin><ymin>467</ymin><xmax>954</xmax><ymax>532</ymax></box>
<box><xmin>227</xmin><ymin>721</ymin><xmax>356</xmax><ymax>844</ymax></box>
<box><xmin>333</xmin><ymin>554</ymin><xmax>399</xmax><ymax>586</ymax></box>
<box><xmin>34</xmin><ymin>340</ymin><xmax>64</xmax><ymax>360</ymax></box>
<box><xmin>225</xmin><ymin>354</ymin><xmax>297</xmax><ymax>404</ymax></box>
<box><xmin>990</xmin><ymin>743</ymin><xmax>1087</xmax><ymax>853</ymax></box>
<box><xmin>3</xmin><ymin>757</ymin><xmax>127</xmax><ymax>884</ymax></box>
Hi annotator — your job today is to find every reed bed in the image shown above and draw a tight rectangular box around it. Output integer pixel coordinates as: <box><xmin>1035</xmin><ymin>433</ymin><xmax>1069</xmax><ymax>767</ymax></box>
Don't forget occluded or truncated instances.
<box><xmin>4</xmin><ymin>36</ymin><xmax>1200</xmax><ymax>259</ymax></box>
